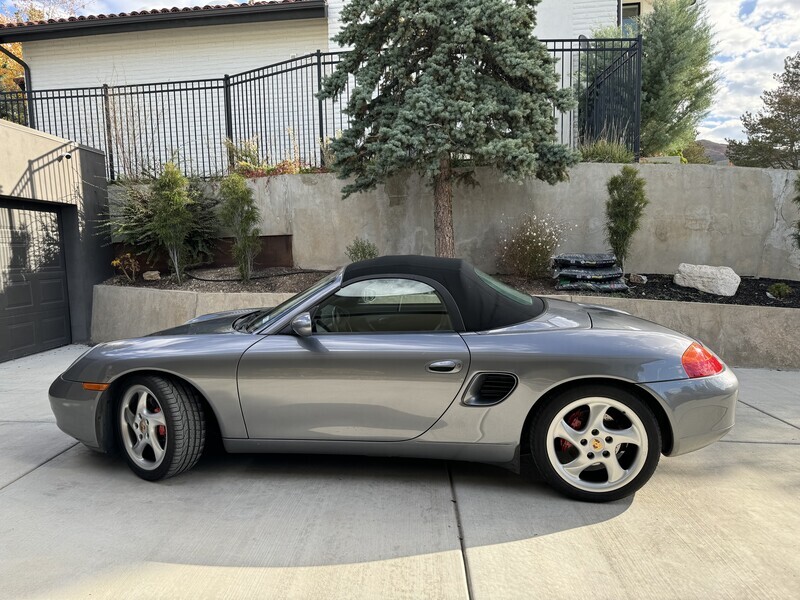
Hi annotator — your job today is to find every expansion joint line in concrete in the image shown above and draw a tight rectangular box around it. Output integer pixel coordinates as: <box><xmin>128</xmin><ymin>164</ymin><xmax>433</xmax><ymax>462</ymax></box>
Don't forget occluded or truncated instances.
<box><xmin>738</xmin><ymin>400</ymin><xmax>800</xmax><ymax>432</ymax></box>
<box><xmin>447</xmin><ymin>463</ymin><xmax>475</xmax><ymax>600</ymax></box>
<box><xmin>0</xmin><ymin>442</ymin><xmax>79</xmax><ymax>492</ymax></box>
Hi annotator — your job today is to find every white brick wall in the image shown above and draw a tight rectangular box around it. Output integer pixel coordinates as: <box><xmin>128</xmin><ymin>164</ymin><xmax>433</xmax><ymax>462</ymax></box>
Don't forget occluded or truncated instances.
<box><xmin>23</xmin><ymin>18</ymin><xmax>329</xmax><ymax>90</ymax></box>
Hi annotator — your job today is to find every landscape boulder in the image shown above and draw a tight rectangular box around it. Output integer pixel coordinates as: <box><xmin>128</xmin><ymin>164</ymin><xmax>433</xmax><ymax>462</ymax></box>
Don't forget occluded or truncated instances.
<box><xmin>673</xmin><ymin>263</ymin><xmax>741</xmax><ymax>297</ymax></box>
<box><xmin>142</xmin><ymin>270</ymin><xmax>161</xmax><ymax>281</ymax></box>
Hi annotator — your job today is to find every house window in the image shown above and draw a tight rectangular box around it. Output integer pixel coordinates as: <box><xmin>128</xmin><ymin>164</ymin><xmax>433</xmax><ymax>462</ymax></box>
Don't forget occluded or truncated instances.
<box><xmin>622</xmin><ymin>3</ymin><xmax>641</xmax><ymax>35</ymax></box>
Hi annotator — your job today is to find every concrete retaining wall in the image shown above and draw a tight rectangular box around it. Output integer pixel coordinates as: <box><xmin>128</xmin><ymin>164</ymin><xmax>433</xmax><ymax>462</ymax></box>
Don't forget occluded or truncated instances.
<box><xmin>109</xmin><ymin>164</ymin><xmax>800</xmax><ymax>280</ymax></box>
<box><xmin>91</xmin><ymin>285</ymin><xmax>294</xmax><ymax>343</ymax></box>
<box><xmin>91</xmin><ymin>284</ymin><xmax>799</xmax><ymax>369</ymax></box>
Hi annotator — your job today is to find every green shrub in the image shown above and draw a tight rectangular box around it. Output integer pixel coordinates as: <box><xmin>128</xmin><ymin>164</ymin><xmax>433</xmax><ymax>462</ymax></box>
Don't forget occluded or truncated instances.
<box><xmin>768</xmin><ymin>283</ymin><xmax>792</xmax><ymax>299</ymax></box>
<box><xmin>224</xmin><ymin>137</ymin><xmax>269</xmax><ymax>176</ymax></box>
<box><xmin>579</xmin><ymin>139</ymin><xmax>635</xmax><ymax>164</ymax></box>
<box><xmin>498</xmin><ymin>214</ymin><xmax>568</xmax><ymax>279</ymax></box>
<box><xmin>185</xmin><ymin>182</ymin><xmax>220</xmax><ymax>268</ymax></box>
<box><xmin>219</xmin><ymin>174</ymin><xmax>262</xmax><ymax>281</ymax></box>
<box><xmin>681</xmin><ymin>140</ymin><xmax>713</xmax><ymax>165</ymax></box>
<box><xmin>148</xmin><ymin>163</ymin><xmax>195</xmax><ymax>283</ymax></box>
<box><xmin>106</xmin><ymin>163</ymin><xmax>217</xmax><ymax>283</ymax></box>
<box><xmin>605</xmin><ymin>166</ymin><xmax>649</xmax><ymax>271</ymax></box>
<box><xmin>345</xmin><ymin>237</ymin><xmax>379</xmax><ymax>262</ymax></box>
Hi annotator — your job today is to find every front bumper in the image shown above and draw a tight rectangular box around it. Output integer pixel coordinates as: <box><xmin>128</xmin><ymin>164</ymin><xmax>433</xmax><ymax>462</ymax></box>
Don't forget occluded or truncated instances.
<box><xmin>48</xmin><ymin>376</ymin><xmax>112</xmax><ymax>452</ymax></box>
<box><xmin>643</xmin><ymin>367</ymin><xmax>738</xmax><ymax>456</ymax></box>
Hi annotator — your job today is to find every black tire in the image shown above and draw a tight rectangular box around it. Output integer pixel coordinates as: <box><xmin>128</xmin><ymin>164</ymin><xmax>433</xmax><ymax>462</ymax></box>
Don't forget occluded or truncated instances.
<box><xmin>530</xmin><ymin>385</ymin><xmax>661</xmax><ymax>502</ymax></box>
<box><xmin>116</xmin><ymin>374</ymin><xmax>206</xmax><ymax>481</ymax></box>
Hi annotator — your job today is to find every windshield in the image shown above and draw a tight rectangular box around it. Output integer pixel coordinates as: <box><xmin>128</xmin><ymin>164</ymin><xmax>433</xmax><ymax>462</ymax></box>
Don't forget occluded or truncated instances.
<box><xmin>474</xmin><ymin>268</ymin><xmax>534</xmax><ymax>306</ymax></box>
<box><xmin>242</xmin><ymin>271</ymin><xmax>339</xmax><ymax>333</ymax></box>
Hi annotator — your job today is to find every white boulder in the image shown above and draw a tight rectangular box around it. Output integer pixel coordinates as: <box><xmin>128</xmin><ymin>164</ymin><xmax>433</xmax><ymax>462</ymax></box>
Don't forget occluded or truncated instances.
<box><xmin>673</xmin><ymin>263</ymin><xmax>741</xmax><ymax>297</ymax></box>
<box><xmin>142</xmin><ymin>270</ymin><xmax>161</xmax><ymax>281</ymax></box>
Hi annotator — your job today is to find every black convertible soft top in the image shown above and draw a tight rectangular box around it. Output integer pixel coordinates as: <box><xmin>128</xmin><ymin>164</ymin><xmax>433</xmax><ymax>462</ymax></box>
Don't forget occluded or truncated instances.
<box><xmin>342</xmin><ymin>255</ymin><xmax>545</xmax><ymax>332</ymax></box>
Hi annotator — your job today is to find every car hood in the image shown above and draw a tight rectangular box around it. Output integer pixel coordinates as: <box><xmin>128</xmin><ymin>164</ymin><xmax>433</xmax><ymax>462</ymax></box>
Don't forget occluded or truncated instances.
<box><xmin>148</xmin><ymin>308</ymin><xmax>263</xmax><ymax>336</ymax></box>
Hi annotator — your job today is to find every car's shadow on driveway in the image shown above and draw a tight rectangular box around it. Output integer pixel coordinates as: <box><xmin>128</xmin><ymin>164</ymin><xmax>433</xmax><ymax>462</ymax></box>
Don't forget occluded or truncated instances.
<box><xmin>71</xmin><ymin>448</ymin><xmax>631</xmax><ymax>565</ymax></box>
<box><xmin>0</xmin><ymin>445</ymin><xmax>633</xmax><ymax>597</ymax></box>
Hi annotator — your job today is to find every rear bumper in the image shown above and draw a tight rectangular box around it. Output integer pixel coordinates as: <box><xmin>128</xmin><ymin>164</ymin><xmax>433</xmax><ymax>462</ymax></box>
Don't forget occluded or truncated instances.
<box><xmin>48</xmin><ymin>376</ymin><xmax>111</xmax><ymax>452</ymax></box>
<box><xmin>642</xmin><ymin>367</ymin><xmax>738</xmax><ymax>456</ymax></box>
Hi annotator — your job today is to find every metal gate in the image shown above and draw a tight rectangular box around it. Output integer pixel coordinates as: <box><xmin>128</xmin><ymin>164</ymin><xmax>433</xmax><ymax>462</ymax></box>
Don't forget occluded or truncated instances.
<box><xmin>0</xmin><ymin>200</ymin><xmax>71</xmax><ymax>362</ymax></box>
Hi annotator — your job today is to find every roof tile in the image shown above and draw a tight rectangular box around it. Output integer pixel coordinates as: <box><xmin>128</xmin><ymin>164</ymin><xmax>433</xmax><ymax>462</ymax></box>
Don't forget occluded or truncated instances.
<box><xmin>0</xmin><ymin>0</ymin><xmax>313</xmax><ymax>29</ymax></box>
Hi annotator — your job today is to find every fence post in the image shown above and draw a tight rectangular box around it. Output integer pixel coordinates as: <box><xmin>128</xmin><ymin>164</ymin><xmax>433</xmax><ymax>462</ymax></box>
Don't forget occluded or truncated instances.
<box><xmin>316</xmin><ymin>49</ymin><xmax>326</xmax><ymax>167</ymax></box>
<box><xmin>102</xmin><ymin>84</ymin><xmax>116</xmax><ymax>181</ymax></box>
<box><xmin>633</xmin><ymin>34</ymin><xmax>643</xmax><ymax>162</ymax></box>
<box><xmin>25</xmin><ymin>89</ymin><xmax>36</xmax><ymax>130</ymax></box>
<box><xmin>223</xmin><ymin>74</ymin><xmax>234</xmax><ymax>167</ymax></box>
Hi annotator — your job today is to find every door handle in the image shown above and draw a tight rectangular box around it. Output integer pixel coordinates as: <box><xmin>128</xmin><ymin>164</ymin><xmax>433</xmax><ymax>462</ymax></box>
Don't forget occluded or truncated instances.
<box><xmin>427</xmin><ymin>360</ymin><xmax>463</xmax><ymax>374</ymax></box>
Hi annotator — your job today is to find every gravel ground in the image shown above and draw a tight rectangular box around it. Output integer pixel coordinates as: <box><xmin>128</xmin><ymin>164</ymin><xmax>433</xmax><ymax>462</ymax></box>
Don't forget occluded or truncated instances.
<box><xmin>106</xmin><ymin>268</ymin><xmax>800</xmax><ymax>308</ymax></box>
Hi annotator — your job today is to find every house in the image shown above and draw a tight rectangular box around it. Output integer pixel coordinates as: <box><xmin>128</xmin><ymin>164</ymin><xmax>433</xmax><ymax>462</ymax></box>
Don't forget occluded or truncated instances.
<box><xmin>622</xmin><ymin>1</ymin><xmax>655</xmax><ymax>34</ymax></box>
<box><xmin>1</xmin><ymin>0</ymin><xmax>629</xmax><ymax>91</ymax></box>
<box><xmin>0</xmin><ymin>120</ymin><xmax>112</xmax><ymax>362</ymax></box>
<box><xmin>0</xmin><ymin>1</ymin><xmax>642</xmax><ymax>178</ymax></box>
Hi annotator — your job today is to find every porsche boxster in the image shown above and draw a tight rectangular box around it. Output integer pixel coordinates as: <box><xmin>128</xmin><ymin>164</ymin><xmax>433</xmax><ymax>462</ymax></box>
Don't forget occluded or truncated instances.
<box><xmin>49</xmin><ymin>255</ymin><xmax>738</xmax><ymax>501</ymax></box>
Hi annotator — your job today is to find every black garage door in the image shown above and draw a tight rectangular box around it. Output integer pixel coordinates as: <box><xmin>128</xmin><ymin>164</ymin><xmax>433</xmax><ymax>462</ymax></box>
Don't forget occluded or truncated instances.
<box><xmin>0</xmin><ymin>201</ymin><xmax>71</xmax><ymax>363</ymax></box>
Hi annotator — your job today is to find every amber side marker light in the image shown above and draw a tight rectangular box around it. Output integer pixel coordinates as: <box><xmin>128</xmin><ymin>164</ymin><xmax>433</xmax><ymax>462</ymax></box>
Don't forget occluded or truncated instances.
<box><xmin>82</xmin><ymin>382</ymin><xmax>110</xmax><ymax>392</ymax></box>
<box><xmin>681</xmin><ymin>342</ymin><xmax>724</xmax><ymax>379</ymax></box>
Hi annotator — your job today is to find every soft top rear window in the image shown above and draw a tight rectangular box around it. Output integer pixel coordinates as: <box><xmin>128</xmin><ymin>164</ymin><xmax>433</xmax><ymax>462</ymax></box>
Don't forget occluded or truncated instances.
<box><xmin>474</xmin><ymin>268</ymin><xmax>534</xmax><ymax>306</ymax></box>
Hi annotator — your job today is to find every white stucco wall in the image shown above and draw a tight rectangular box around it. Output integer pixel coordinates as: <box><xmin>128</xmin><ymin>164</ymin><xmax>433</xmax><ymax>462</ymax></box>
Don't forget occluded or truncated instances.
<box><xmin>23</xmin><ymin>18</ymin><xmax>329</xmax><ymax>89</ymax></box>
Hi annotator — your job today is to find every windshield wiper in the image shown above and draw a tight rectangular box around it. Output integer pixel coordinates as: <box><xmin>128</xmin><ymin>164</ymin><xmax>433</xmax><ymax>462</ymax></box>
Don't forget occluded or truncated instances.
<box><xmin>233</xmin><ymin>310</ymin><xmax>264</xmax><ymax>332</ymax></box>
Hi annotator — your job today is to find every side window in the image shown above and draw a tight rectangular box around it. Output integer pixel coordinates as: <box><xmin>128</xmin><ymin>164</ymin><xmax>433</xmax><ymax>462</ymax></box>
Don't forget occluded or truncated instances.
<box><xmin>314</xmin><ymin>278</ymin><xmax>453</xmax><ymax>333</ymax></box>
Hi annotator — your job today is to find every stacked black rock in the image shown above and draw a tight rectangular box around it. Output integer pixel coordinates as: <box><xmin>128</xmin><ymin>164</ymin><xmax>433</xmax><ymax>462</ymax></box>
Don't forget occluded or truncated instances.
<box><xmin>552</xmin><ymin>253</ymin><xmax>628</xmax><ymax>292</ymax></box>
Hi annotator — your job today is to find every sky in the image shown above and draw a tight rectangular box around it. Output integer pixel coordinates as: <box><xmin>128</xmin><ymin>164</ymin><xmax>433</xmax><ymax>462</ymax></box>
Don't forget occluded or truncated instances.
<box><xmin>697</xmin><ymin>0</ymin><xmax>800</xmax><ymax>143</ymax></box>
<box><xmin>9</xmin><ymin>0</ymin><xmax>800</xmax><ymax>144</ymax></box>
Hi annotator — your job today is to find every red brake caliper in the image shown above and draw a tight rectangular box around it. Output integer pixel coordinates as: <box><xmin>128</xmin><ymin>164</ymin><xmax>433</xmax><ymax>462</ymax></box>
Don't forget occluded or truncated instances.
<box><xmin>154</xmin><ymin>407</ymin><xmax>166</xmax><ymax>437</ymax></box>
<box><xmin>559</xmin><ymin>409</ymin><xmax>584</xmax><ymax>453</ymax></box>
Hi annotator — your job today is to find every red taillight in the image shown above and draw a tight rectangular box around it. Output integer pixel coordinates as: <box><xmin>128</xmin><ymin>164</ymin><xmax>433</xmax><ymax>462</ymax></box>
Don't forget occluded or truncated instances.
<box><xmin>681</xmin><ymin>342</ymin><xmax>724</xmax><ymax>378</ymax></box>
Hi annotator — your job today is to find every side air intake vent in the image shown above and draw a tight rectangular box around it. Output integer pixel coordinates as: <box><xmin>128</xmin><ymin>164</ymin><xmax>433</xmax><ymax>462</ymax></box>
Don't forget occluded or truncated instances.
<box><xmin>462</xmin><ymin>373</ymin><xmax>518</xmax><ymax>406</ymax></box>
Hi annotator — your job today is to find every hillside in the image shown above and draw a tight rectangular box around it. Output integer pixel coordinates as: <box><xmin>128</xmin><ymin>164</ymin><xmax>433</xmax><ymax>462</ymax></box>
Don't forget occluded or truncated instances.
<box><xmin>698</xmin><ymin>139</ymin><xmax>729</xmax><ymax>164</ymax></box>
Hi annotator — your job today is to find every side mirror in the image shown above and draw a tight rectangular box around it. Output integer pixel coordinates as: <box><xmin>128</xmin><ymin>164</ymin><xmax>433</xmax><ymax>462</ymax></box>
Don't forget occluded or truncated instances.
<box><xmin>291</xmin><ymin>312</ymin><xmax>313</xmax><ymax>337</ymax></box>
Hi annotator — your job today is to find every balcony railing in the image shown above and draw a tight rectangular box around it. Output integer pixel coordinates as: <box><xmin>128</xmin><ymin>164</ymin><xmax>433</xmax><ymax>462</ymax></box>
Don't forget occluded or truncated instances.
<box><xmin>0</xmin><ymin>38</ymin><xmax>642</xmax><ymax>180</ymax></box>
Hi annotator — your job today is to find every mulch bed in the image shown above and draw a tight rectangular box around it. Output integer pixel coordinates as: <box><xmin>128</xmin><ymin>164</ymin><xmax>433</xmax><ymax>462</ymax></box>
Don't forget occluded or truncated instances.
<box><xmin>499</xmin><ymin>274</ymin><xmax>800</xmax><ymax>309</ymax></box>
<box><xmin>103</xmin><ymin>267</ymin><xmax>332</xmax><ymax>294</ymax></box>
<box><xmin>105</xmin><ymin>268</ymin><xmax>800</xmax><ymax>309</ymax></box>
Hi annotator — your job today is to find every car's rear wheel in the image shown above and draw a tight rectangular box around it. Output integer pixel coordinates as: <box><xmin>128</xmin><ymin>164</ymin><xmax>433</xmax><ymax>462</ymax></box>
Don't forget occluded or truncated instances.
<box><xmin>530</xmin><ymin>385</ymin><xmax>661</xmax><ymax>502</ymax></box>
<box><xmin>116</xmin><ymin>374</ymin><xmax>206</xmax><ymax>481</ymax></box>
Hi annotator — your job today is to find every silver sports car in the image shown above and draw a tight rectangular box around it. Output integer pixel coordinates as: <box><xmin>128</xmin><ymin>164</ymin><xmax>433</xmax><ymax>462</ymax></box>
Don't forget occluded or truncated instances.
<box><xmin>50</xmin><ymin>256</ymin><xmax>737</xmax><ymax>502</ymax></box>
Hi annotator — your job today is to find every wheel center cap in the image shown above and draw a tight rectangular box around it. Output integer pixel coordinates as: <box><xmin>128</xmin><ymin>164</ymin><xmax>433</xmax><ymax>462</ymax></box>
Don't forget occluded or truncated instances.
<box><xmin>139</xmin><ymin>421</ymin><xmax>147</xmax><ymax>433</ymax></box>
<box><xmin>591</xmin><ymin>438</ymin><xmax>604</xmax><ymax>451</ymax></box>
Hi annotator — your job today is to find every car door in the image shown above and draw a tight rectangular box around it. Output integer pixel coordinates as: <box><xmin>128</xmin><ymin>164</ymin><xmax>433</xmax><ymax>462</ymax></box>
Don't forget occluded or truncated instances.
<box><xmin>238</xmin><ymin>277</ymin><xmax>471</xmax><ymax>441</ymax></box>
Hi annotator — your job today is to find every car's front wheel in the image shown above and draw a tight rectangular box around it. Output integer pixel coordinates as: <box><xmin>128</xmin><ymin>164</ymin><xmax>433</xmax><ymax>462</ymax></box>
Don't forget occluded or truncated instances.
<box><xmin>531</xmin><ymin>385</ymin><xmax>661</xmax><ymax>502</ymax></box>
<box><xmin>117</xmin><ymin>374</ymin><xmax>206</xmax><ymax>481</ymax></box>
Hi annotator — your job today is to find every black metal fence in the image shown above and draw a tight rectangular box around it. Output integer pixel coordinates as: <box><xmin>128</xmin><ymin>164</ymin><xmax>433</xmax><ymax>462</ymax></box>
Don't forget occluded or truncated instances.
<box><xmin>0</xmin><ymin>39</ymin><xmax>641</xmax><ymax>180</ymax></box>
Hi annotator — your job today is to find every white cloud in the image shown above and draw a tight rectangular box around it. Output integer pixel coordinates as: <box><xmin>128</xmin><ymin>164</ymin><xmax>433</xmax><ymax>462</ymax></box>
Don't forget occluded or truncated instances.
<box><xmin>698</xmin><ymin>0</ymin><xmax>800</xmax><ymax>143</ymax></box>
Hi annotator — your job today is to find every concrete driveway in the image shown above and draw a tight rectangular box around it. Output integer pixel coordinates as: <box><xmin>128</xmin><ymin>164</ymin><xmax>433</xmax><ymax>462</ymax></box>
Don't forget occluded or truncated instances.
<box><xmin>1</xmin><ymin>346</ymin><xmax>798</xmax><ymax>599</ymax></box>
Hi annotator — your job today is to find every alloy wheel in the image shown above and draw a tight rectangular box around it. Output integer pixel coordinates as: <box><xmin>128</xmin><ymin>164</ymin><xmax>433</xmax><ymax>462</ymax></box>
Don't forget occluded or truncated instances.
<box><xmin>545</xmin><ymin>396</ymin><xmax>649</xmax><ymax>493</ymax></box>
<box><xmin>119</xmin><ymin>384</ymin><xmax>168</xmax><ymax>471</ymax></box>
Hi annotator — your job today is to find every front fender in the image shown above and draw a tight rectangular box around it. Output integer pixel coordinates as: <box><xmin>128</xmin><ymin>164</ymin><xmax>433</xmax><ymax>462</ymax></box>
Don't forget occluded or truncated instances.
<box><xmin>61</xmin><ymin>335</ymin><xmax>261</xmax><ymax>439</ymax></box>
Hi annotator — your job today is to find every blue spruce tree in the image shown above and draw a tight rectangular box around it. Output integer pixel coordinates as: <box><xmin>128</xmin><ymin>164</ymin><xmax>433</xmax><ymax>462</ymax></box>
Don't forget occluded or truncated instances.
<box><xmin>320</xmin><ymin>0</ymin><xmax>579</xmax><ymax>257</ymax></box>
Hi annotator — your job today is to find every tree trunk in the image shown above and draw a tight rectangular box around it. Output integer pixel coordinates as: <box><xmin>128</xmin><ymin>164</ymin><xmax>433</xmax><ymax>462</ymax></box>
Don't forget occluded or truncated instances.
<box><xmin>433</xmin><ymin>155</ymin><xmax>456</xmax><ymax>258</ymax></box>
